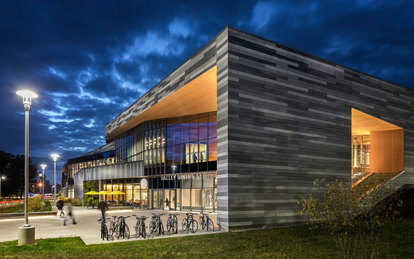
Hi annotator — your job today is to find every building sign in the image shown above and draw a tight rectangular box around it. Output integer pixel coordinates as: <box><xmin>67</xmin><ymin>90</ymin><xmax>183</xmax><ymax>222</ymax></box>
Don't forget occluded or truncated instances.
<box><xmin>161</xmin><ymin>172</ymin><xmax>216</xmax><ymax>181</ymax></box>
<box><xmin>140</xmin><ymin>178</ymin><xmax>148</xmax><ymax>189</ymax></box>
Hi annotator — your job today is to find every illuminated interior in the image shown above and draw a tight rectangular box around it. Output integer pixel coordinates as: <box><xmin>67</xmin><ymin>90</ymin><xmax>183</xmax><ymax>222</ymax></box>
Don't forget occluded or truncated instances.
<box><xmin>351</xmin><ymin>108</ymin><xmax>404</xmax><ymax>181</ymax></box>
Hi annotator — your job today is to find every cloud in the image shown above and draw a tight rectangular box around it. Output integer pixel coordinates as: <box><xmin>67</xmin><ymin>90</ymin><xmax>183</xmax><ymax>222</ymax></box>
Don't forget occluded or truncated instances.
<box><xmin>48</xmin><ymin>67</ymin><xmax>66</xmax><ymax>79</ymax></box>
<box><xmin>245</xmin><ymin>1</ymin><xmax>319</xmax><ymax>31</ymax></box>
<box><xmin>0</xmin><ymin>0</ymin><xmax>413</xmax><ymax>186</ymax></box>
<box><xmin>120</xmin><ymin>32</ymin><xmax>185</xmax><ymax>61</ymax></box>
<box><xmin>84</xmin><ymin>119</ymin><xmax>95</xmax><ymax>128</ymax></box>
<box><xmin>168</xmin><ymin>18</ymin><xmax>192</xmax><ymax>38</ymax></box>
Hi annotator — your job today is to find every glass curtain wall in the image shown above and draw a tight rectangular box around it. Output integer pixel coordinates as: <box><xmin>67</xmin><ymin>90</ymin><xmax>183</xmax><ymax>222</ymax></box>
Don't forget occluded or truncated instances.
<box><xmin>165</xmin><ymin>112</ymin><xmax>217</xmax><ymax>174</ymax></box>
<box><xmin>143</xmin><ymin>112</ymin><xmax>217</xmax><ymax>175</ymax></box>
<box><xmin>115</xmin><ymin>124</ymin><xmax>145</xmax><ymax>163</ymax></box>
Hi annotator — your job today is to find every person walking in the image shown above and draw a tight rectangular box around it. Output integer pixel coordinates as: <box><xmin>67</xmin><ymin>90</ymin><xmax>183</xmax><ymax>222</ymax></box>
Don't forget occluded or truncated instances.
<box><xmin>165</xmin><ymin>197</ymin><xmax>170</xmax><ymax>210</ymax></box>
<box><xmin>56</xmin><ymin>197</ymin><xmax>65</xmax><ymax>218</ymax></box>
<box><xmin>63</xmin><ymin>198</ymin><xmax>77</xmax><ymax>226</ymax></box>
<box><xmin>97</xmin><ymin>200</ymin><xmax>109</xmax><ymax>222</ymax></box>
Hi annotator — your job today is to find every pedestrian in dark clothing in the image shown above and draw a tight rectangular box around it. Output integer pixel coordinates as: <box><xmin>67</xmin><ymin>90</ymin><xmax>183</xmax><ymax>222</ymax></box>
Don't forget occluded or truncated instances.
<box><xmin>63</xmin><ymin>198</ymin><xmax>76</xmax><ymax>226</ymax></box>
<box><xmin>98</xmin><ymin>200</ymin><xmax>109</xmax><ymax>222</ymax></box>
<box><xmin>165</xmin><ymin>198</ymin><xmax>170</xmax><ymax>210</ymax></box>
<box><xmin>57</xmin><ymin>198</ymin><xmax>65</xmax><ymax>218</ymax></box>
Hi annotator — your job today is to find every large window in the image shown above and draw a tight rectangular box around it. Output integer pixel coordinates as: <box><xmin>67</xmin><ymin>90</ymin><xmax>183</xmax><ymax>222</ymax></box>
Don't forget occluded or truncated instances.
<box><xmin>164</xmin><ymin>112</ymin><xmax>217</xmax><ymax>174</ymax></box>
<box><xmin>115</xmin><ymin>124</ymin><xmax>145</xmax><ymax>163</ymax></box>
<box><xmin>113</xmin><ymin>112</ymin><xmax>217</xmax><ymax>176</ymax></box>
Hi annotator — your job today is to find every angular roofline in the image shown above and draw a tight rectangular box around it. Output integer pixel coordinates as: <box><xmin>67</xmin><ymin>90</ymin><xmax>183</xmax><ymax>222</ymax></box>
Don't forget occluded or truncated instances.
<box><xmin>105</xmin><ymin>26</ymin><xmax>229</xmax><ymax>132</ymax></box>
<box><xmin>226</xmin><ymin>26</ymin><xmax>413</xmax><ymax>93</ymax></box>
<box><xmin>106</xmin><ymin>26</ymin><xmax>413</xmax><ymax>140</ymax></box>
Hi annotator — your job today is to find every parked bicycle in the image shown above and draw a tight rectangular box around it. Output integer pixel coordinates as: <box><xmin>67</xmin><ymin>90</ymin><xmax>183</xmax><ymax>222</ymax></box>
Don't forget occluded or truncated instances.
<box><xmin>108</xmin><ymin>215</ymin><xmax>130</xmax><ymax>239</ymax></box>
<box><xmin>149</xmin><ymin>213</ymin><xmax>164</xmax><ymax>236</ymax></box>
<box><xmin>97</xmin><ymin>218</ymin><xmax>110</xmax><ymax>240</ymax></box>
<box><xmin>166</xmin><ymin>213</ymin><xmax>178</xmax><ymax>234</ymax></box>
<box><xmin>199</xmin><ymin>212</ymin><xmax>214</xmax><ymax>231</ymax></box>
<box><xmin>116</xmin><ymin>216</ymin><xmax>130</xmax><ymax>239</ymax></box>
<box><xmin>108</xmin><ymin>216</ymin><xmax>119</xmax><ymax>239</ymax></box>
<box><xmin>132</xmin><ymin>215</ymin><xmax>148</xmax><ymax>239</ymax></box>
<box><xmin>182</xmin><ymin>213</ymin><xmax>198</xmax><ymax>233</ymax></box>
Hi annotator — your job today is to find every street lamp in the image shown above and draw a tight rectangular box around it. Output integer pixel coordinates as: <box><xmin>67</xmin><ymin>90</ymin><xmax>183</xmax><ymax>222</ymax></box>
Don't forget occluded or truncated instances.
<box><xmin>40</xmin><ymin>164</ymin><xmax>46</xmax><ymax>195</ymax></box>
<box><xmin>0</xmin><ymin>176</ymin><xmax>5</xmax><ymax>198</ymax></box>
<box><xmin>16</xmin><ymin>89</ymin><xmax>38</xmax><ymax>245</ymax></box>
<box><xmin>50</xmin><ymin>153</ymin><xmax>59</xmax><ymax>208</ymax></box>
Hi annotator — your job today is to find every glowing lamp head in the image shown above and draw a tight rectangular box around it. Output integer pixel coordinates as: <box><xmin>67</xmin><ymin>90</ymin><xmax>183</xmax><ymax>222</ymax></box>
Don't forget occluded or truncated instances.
<box><xmin>40</xmin><ymin>164</ymin><xmax>47</xmax><ymax>170</ymax></box>
<box><xmin>16</xmin><ymin>90</ymin><xmax>38</xmax><ymax>109</ymax></box>
<box><xmin>1</xmin><ymin>176</ymin><xmax>5</xmax><ymax>180</ymax></box>
<box><xmin>51</xmin><ymin>153</ymin><xmax>60</xmax><ymax>162</ymax></box>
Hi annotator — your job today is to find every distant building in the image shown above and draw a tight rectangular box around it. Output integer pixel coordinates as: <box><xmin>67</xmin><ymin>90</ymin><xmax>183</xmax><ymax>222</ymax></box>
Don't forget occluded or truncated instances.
<box><xmin>62</xmin><ymin>27</ymin><xmax>414</xmax><ymax>228</ymax></box>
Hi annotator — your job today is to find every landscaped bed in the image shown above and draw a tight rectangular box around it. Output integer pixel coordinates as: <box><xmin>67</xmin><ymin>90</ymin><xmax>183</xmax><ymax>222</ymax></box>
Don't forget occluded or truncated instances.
<box><xmin>0</xmin><ymin>219</ymin><xmax>413</xmax><ymax>258</ymax></box>
<box><xmin>0</xmin><ymin>198</ymin><xmax>51</xmax><ymax>214</ymax></box>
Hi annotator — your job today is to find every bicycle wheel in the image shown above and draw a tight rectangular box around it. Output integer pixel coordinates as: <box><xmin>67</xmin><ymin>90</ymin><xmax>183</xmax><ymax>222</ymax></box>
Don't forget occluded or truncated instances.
<box><xmin>207</xmin><ymin>219</ymin><xmax>214</xmax><ymax>231</ymax></box>
<box><xmin>104</xmin><ymin>224</ymin><xmax>109</xmax><ymax>240</ymax></box>
<box><xmin>101</xmin><ymin>224</ymin><xmax>105</xmax><ymax>240</ymax></box>
<box><xmin>124</xmin><ymin>224</ymin><xmax>130</xmax><ymax>239</ymax></box>
<box><xmin>160</xmin><ymin>222</ymin><xmax>164</xmax><ymax>235</ymax></box>
<box><xmin>135</xmin><ymin>224</ymin><xmax>139</xmax><ymax>238</ymax></box>
<box><xmin>149</xmin><ymin>221</ymin><xmax>155</xmax><ymax>234</ymax></box>
<box><xmin>108</xmin><ymin>222</ymin><xmax>115</xmax><ymax>238</ymax></box>
<box><xmin>141</xmin><ymin>223</ymin><xmax>146</xmax><ymax>239</ymax></box>
<box><xmin>166</xmin><ymin>218</ymin><xmax>171</xmax><ymax>232</ymax></box>
<box><xmin>116</xmin><ymin>222</ymin><xmax>122</xmax><ymax>240</ymax></box>
<box><xmin>182</xmin><ymin>218</ymin><xmax>188</xmax><ymax>231</ymax></box>
<box><xmin>190</xmin><ymin>220</ymin><xmax>198</xmax><ymax>233</ymax></box>
<box><xmin>172</xmin><ymin>218</ymin><xmax>178</xmax><ymax>234</ymax></box>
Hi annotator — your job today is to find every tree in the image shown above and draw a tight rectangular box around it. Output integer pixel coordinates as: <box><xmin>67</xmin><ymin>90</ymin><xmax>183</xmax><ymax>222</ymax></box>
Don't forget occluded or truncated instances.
<box><xmin>299</xmin><ymin>179</ymin><xmax>402</xmax><ymax>259</ymax></box>
<box><xmin>0</xmin><ymin>151</ymin><xmax>38</xmax><ymax>197</ymax></box>
<box><xmin>83</xmin><ymin>181</ymin><xmax>99</xmax><ymax>205</ymax></box>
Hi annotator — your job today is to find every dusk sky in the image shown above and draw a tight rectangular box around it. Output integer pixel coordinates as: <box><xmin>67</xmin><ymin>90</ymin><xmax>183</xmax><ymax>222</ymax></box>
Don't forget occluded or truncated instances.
<box><xmin>1</xmin><ymin>0</ymin><xmax>413</xmax><ymax>183</ymax></box>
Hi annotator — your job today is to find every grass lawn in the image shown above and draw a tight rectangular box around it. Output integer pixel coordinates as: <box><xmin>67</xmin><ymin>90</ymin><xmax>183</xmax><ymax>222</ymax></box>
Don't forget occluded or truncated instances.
<box><xmin>0</xmin><ymin>220</ymin><xmax>413</xmax><ymax>258</ymax></box>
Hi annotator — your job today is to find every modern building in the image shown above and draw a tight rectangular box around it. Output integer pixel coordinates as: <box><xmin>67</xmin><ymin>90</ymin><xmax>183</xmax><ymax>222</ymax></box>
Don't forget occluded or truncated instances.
<box><xmin>63</xmin><ymin>26</ymin><xmax>414</xmax><ymax>228</ymax></box>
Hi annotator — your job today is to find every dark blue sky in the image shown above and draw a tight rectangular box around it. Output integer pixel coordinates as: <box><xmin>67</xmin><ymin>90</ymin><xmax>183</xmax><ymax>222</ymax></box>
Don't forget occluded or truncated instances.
<box><xmin>1</xmin><ymin>0</ymin><xmax>413</xmax><ymax>183</ymax></box>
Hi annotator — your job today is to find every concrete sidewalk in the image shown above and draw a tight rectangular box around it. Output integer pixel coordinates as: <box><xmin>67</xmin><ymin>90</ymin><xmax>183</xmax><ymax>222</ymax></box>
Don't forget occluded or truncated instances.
<box><xmin>0</xmin><ymin>208</ymin><xmax>223</xmax><ymax>245</ymax></box>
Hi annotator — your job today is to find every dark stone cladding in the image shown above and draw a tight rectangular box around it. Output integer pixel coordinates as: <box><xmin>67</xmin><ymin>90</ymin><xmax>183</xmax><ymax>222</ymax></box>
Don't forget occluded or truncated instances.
<box><xmin>104</xmin><ymin>26</ymin><xmax>414</xmax><ymax>228</ymax></box>
<box><xmin>225</xmin><ymin>27</ymin><xmax>414</xmax><ymax>227</ymax></box>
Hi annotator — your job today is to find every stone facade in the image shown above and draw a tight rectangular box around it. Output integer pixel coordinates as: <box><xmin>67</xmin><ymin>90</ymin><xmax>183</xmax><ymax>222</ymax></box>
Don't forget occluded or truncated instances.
<box><xmin>105</xmin><ymin>26</ymin><xmax>414</xmax><ymax>228</ymax></box>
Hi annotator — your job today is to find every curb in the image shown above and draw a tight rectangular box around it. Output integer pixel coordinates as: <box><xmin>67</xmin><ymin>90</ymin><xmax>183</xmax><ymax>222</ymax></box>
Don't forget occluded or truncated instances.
<box><xmin>0</xmin><ymin>211</ymin><xmax>56</xmax><ymax>218</ymax></box>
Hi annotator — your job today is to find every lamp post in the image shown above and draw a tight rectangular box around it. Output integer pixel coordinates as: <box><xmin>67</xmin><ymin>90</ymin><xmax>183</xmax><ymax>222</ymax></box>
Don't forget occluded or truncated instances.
<box><xmin>16</xmin><ymin>89</ymin><xmax>38</xmax><ymax>245</ymax></box>
<box><xmin>50</xmin><ymin>154</ymin><xmax>59</xmax><ymax>208</ymax></box>
<box><xmin>40</xmin><ymin>164</ymin><xmax>46</xmax><ymax>195</ymax></box>
<box><xmin>0</xmin><ymin>176</ymin><xmax>5</xmax><ymax>198</ymax></box>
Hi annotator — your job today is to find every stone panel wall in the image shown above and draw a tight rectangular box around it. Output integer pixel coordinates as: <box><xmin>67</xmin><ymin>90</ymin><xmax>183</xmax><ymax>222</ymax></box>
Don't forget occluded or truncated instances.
<box><xmin>225</xmin><ymin>27</ymin><xmax>414</xmax><ymax>226</ymax></box>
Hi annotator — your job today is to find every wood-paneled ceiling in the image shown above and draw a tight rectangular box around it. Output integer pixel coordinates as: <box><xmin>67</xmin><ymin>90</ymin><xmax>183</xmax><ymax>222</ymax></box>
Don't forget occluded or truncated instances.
<box><xmin>108</xmin><ymin>66</ymin><xmax>217</xmax><ymax>139</ymax></box>
<box><xmin>352</xmin><ymin>108</ymin><xmax>402</xmax><ymax>135</ymax></box>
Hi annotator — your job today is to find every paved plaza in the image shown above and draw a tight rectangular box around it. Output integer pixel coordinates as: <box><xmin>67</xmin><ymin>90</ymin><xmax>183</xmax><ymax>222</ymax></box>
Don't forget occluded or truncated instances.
<box><xmin>0</xmin><ymin>208</ymin><xmax>221</xmax><ymax>245</ymax></box>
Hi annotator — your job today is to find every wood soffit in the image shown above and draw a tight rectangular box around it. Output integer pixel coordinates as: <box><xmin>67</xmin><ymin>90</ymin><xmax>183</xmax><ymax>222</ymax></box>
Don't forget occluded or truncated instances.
<box><xmin>352</xmin><ymin>108</ymin><xmax>402</xmax><ymax>135</ymax></box>
<box><xmin>108</xmin><ymin>66</ymin><xmax>217</xmax><ymax>139</ymax></box>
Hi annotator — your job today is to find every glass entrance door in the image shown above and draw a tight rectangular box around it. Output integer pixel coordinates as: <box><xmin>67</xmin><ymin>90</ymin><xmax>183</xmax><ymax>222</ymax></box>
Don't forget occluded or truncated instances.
<box><xmin>152</xmin><ymin>190</ymin><xmax>163</xmax><ymax>209</ymax></box>
<box><xmin>170</xmin><ymin>190</ymin><xmax>176</xmax><ymax>210</ymax></box>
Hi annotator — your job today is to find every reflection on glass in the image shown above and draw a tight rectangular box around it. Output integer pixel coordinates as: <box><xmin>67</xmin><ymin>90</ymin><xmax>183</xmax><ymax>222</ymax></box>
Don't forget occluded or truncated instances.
<box><xmin>182</xmin><ymin>189</ymin><xmax>190</xmax><ymax>208</ymax></box>
<box><xmin>191</xmin><ymin>189</ymin><xmax>201</xmax><ymax>208</ymax></box>
<box><xmin>208</xmin><ymin>138</ymin><xmax>217</xmax><ymax>161</ymax></box>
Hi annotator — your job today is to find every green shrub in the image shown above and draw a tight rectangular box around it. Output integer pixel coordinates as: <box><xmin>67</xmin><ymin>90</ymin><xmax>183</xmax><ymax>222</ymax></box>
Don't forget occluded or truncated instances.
<box><xmin>28</xmin><ymin>197</ymin><xmax>43</xmax><ymax>212</ymax></box>
<box><xmin>42</xmin><ymin>200</ymin><xmax>52</xmax><ymax>211</ymax></box>
<box><xmin>0</xmin><ymin>202</ymin><xmax>24</xmax><ymax>213</ymax></box>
